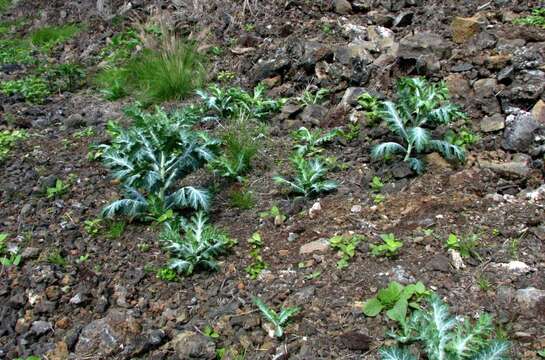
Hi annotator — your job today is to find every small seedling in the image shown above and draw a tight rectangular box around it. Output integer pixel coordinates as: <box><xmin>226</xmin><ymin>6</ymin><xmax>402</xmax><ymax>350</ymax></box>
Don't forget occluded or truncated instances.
<box><xmin>76</xmin><ymin>254</ymin><xmax>89</xmax><ymax>264</ymax></box>
<box><xmin>370</xmin><ymin>233</ymin><xmax>403</xmax><ymax>257</ymax></box>
<box><xmin>137</xmin><ymin>243</ymin><xmax>150</xmax><ymax>252</ymax></box>
<box><xmin>513</xmin><ymin>8</ymin><xmax>545</xmax><ymax>28</ymax></box>
<box><xmin>1</xmin><ymin>235</ymin><xmax>21</xmax><ymax>267</ymax></box>
<box><xmin>362</xmin><ymin>281</ymin><xmax>429</xmax><ymax>325</ymax></box>
<box><xmin>373</xmin><ymin>194</ymin><xmax>385</xmax><ymax>204</ymax></box>
<box><xmin>370</xmin><ymin>176</ymin><xmax>384</xmax><ymax>192</ymax></box>
<box><xmin>476</xmin><ymin>274</ymin><xmax>492</xmax><ymax>292</ymax></box>
<box><xmin>203</xmin><ymin>325</ymin><xmax>220</xmax><ymax>339</ymax></box>
<box><xmin>329</xmin><ymin>234</ymin><xmax>363</xmax><ymax>269</ymax></box>
<box><xmin>274</xmin><ymin>155</ymin><xmax>337</xmax><ymax>197</ymax></box>
<box><xmin>46</xmin><ymin>179</ymin><xmax>69</xmax><ymax>199</ymax></box>
<box><xmin>217</xmin><ymin>70</ymin><xmax>236</xmax><ymax>83</ymax></box>
<box><xmin>107</xmin><ymin>221</ymin><xmax>125</xmax><ymax>239</ymax></box>
<box><xmin>48</xmin><ymin>251</ymin><xmax>67</xmax><ymax>267</ymax></box>
<box><xmin>252</xmin><ymin>296</ymin><xmax>300</xmax><ymax>338</ymax></box>
<box><xmin>83</xmin><ymin>219</ymin><xmax>102</xmax><ymax>236</ymax></box>
<box><xmin>538</xmin><ymin>349</ymin><xmax>545</xmax><ymax>358</ymax></box>
<box><xmin>446</xmin><ymin>233</ymin><xmax>480</xmax><ymax>259</ymax></box>
<box><xmin>259</xmin><ymin>205</ymin><xmax>286</xmax><ymax>225</ymax></box>
<box><xmin>245</xmin><ymin>232</ymin><xmax>268</xmax><ymax>279</ymax></box>
<box><xmin>305</xmin><ymin>271</ymin><xmax>321</xmax><ymax>280</ymax></box>
<box><xmin>229</xmin><ymin>189</ymin><xmax>255</xmax><ymax>210</ymax></box>
<box><xmin>73</xmin><ymin>127</ymin><xmax>95</xmax><ymax>138</ymax></box>
<box><xmin>357</xmin><ymin>93</ymin><xmax>382</xmax><ymax>126</ymax></box>
<box><xmin>156</xmin><ymin>267</ymin><xmax>177</xmax><ymax>282</ymax></box>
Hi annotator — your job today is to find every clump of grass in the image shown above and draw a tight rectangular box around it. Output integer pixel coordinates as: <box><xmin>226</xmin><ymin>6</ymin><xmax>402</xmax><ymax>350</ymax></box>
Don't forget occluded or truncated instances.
<box><xmin>96</xmin><ymin>38</ymin><xmax>206</xmax><ymax>104</ymax></box>
<box><xmin>30</xmin><ymin>24</ymin><xmax>81</xmax><ymax>49</ymax></box>
<box><xmin>0</xmin><ymin>0</ymin><xmax>12</xmax><ymax>13</ymax></box>
<box><xmin>513</xmin><ymin>8</ymin><xmax>545</xmax><ymax>28</ymax></box>
<box><xmin>0</xmin><ymin>76</ymin><xmax>50</xmax><ymax>103</ymax></box>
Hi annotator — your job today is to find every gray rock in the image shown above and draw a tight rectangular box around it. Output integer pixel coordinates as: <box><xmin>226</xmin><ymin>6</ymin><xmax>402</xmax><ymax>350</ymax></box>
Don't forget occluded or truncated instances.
<box><xmin>21</xmin><ymin>247</ymin><xmax>40</xmax><ymax>260</ymax></box>
<box><xmin>507</xmin><ymin>70</ymin><xmax>545</xmax><ymax>101</ymax></box>
<box><xmin>397</xmin><ymin>32</ymin><xmax>451</xmax><ymax>69</ymax></box>
<box><xmin>279</xmin><ymin>103</ymin><xmax>303</xmax><ymax>120</ymax></box>
<box><xmin>391</xmin><ymin>161</ymin><xmax>413</xmax><ymax>179</ymax></box>
<box><xmin>497</xmin><ymin>66</ymin><xmax>514</xmax><ymax>82</ymax></box>
<box><xmin>334</xmin><ymin>0</ymin><xmax>352</xmax><ymax>14</ymax></box>
<box><xmin>381</xmin><ymin>0</ymin><xmax>405</xmax><ymax>11</ymax></box>
<box><xmin>480</xmin><ymin>114</ymin><xmax>505</xmax><ymax>132</ymax></box>
<box><xmin>301</xmin><ymin>42</ymin><xmax>333</xmax><ymax>71</ymax></box>
<box><xmin>393</xmin><ymin>12</ymin><xmax>414</xmax><ymax>27</ymax></box>
<box><xmin>478</xmin><ymin>159</ymin><xmax>531</xmax><ymax>177</ymax></box>
<box><xmin>502</xmin><ymin>110</ymin><xmax>540</xmax><ymax>152</ymax></box>
<box><xmin>75</xmin><ymin>309</ymin><xmax>142</xmax><ymax>357</ymax></box>
<box><xmin>30</xmin><ymin>321</ymin><xmax>53</xmax><ymax>336</ymax></box>
<box><xmin>172</xmin><ymin>331</ymin><xmax>216</xmax><ymax>360</ymax></box>
<box><xmin>63</xmin><ymin>113</ymin><xmax>85</xmax><ymax>129</ymax></box>
<box><xmin>390</xmin><ymin>265</ymin><xmax>416</xmax><ymax>284</ymax></box>
<box><xmin>426</xmin><ymin>255</ymin><xmax>451</xmax><ymax>273</ymax></box>
<box><xmin>299</xmin><ymin>105</ymin><xmax>328</xmax><ymax>126</ymax></box>
<box><xmin>300</xmin><ymin>239</ymin><xmax>330</xmax><ymax>255</ymax></box>
<box><xmin>334</xmin><ymin>42</ymin><xmax>374</xmax><ymax>66</ymax></box>
<box><xmin>368</xmin><ymin>26</ymin><xmax>396</xmax><ymax>54</ymax></box>
<box><xmin>451</xmin><ymin>63</ymin><xmax>473</xmax><ymax>72</ymax></box>
<box><xmin>341</xmin><ymin>87</ymin><xmax>367</xmax><ymax>107</ymax></box>
<box><xmin>515</xmin><ymin>287</ymin><xmax>545</xmax><ymax>311</ymax></box>
<box><xmin>252</xmin><ymin>57</ymin><xmax>291</xmax><ymax>82</ymax></box>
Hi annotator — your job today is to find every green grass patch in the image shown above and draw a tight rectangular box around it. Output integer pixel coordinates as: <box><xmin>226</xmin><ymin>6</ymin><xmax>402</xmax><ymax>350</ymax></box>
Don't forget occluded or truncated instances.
<box><xmin>0</xmin><ymin>76</ymin><xmax>50</xmax><ymax>103</ymax></box>
<box><xmin>0</xmin><ymin>38</ymin><xmax>34</xmax><ymax>65</ymax></box>
<box><xmin>0</xmin><ymin>0</ymin><xmax>12</xmax><ymax>13</ymax></box>
<box><xmin>30</xmin><ymin>24</ymin><xmax>81</xmax><ymax>49</ymax></box>
<box><xmin>513</xmin><ymin>8</ymin><xmax>545</xmax><ymax>28</ymax></box>
<box><xmin>0</xmin><ymin>129</ymin><xmax>27</xmax><ymax>161</ymax></box>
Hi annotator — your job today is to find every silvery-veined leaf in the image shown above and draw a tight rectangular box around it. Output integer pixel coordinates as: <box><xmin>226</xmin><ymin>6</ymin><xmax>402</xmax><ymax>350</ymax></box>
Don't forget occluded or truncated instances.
<box><xmin>372</xmin><ymin>142</ymin><xmax>406</xmax><ymax>159</ymax></box>
<box><xmin>382</xmin><ymin>101</ymin><xmax>408</xmax><ymax>138</ymax></box>
<box><xmin>407</xmin><ymin>157</ymin><xmax>425</xmax><ymax>174</ymax></box>
<box><xmin>472</xmin><ymin>341</ymin><xmax>510</xmax><ymax>360</ymax></box>
<box><xmin>379</xmin><ymin>347</ymin><xmax>417</xmax><ymax>360</ymax></box>
<box><xmin>429</xmin><ymin>140</ymin><xmax>465</xmax><ymax>161</ymax></box>
<box><xmin>407</xmin><ymin>127</ymin><xmax>430</xmax><ymax>152</ymax></box>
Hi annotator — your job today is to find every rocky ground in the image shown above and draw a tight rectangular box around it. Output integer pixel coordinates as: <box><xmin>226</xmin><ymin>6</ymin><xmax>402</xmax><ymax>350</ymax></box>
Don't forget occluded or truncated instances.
<box><xmin>1</xmin><ymin>0</ymin><xmax>545</xmax><ymax>359</ymax></box>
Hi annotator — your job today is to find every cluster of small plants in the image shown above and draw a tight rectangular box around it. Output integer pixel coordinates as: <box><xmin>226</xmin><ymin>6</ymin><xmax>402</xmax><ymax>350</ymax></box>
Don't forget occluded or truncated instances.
<box><xmin>0</xmin><ymin>21</ymin><xmax>83</xmax><ymax>103</ymax></box>
<box><xmin>0</xmin><ymin>129</ymin><xmax>27</xmax><ymax>161</ymax></box>
<box><xmin>513</xmin><ymin>7</ymin><xmax>545</xmax><ymax>28</ymax></box>
<box><xmin>329</xmin><ymin>233</ymin><xmax>363</xmax><ymax>269</ymax></box>
<box><xmin>0</xmin><ymin>233</ymin><xmax>22</xmax><ymax>267</ymax></box>
<box><xmin>245</xmin><ymin>232</ymin><xmax>268</xmax><ymax>279</ymax></box>
<box><xmin>370</xmin><ymin>175</ymin><xmax>385</xmax><ymax>204</ymax></box>
<box><xmin>370</xmin><ymin>233</ymin><xmax>403</xmax><ymax>257</ymax></box>
<box><xmin>0</xmin><ymin>77</ymin><xmax>50</xmax><ymax>103</ymax></box>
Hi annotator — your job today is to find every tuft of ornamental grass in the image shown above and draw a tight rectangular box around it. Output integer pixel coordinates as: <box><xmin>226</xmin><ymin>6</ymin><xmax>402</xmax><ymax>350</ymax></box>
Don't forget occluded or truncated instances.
<box><xmin>126</xmin><ymin>40</ymin><xmax>206</xmax><ymax>103</ymax></box>
<box><xmin>30</xmin><ymin>24</ymin><xmax>81</xmax><ymax>49</ymax></box>
<box><xmin>96</xmin><ymin>39</ymin><xmax>206</xmax><ymax>104</ymax></box>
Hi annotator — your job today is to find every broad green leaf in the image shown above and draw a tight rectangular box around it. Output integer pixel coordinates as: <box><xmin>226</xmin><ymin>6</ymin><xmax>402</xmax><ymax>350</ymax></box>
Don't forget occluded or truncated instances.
<box><xmin>378</xmin><ymin>282</ymin><xmax>404</xmax><ymax>305</ymax></box>
<box><xmin>386</xmin><ymin>298</ymin><xmax>408</xmax><ymax>323</ymax></box>
<box><xmin>362</xmin><ymin>297</ymin><xmax>384</xmax><ymax>317</ymax></box>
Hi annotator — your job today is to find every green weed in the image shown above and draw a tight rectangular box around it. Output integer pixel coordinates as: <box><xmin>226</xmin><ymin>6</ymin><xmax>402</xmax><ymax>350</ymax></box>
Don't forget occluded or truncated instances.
<box><xmin>329</xmin><ymin>234</ymin><xmax>363</xmax><ymax>269</ymax></box>
<box><xmin>370</xmin><ymin>233</ymin><xmax>403</xmax><ymax>257</ymax></box>
<box><xmin>0</xmin><ymin>129</ymin><xmax>27</xmax><ymax>161</ymax></box>
<box><xmin>31</xmin><ymin>24</ymin><xmax>80</xmax><ymax>50</ymax></box>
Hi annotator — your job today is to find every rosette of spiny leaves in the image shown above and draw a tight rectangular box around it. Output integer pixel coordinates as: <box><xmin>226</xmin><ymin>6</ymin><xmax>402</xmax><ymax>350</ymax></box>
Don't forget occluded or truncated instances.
<box><xmin>160</xmin><ymin>212</ymin><xmax>235</xmax><ymax>275</ymax></box>
<box><xmin>372</xmin><ymin>77</ymin><xmax>467</xmax><ymax>174</ymax></box>
<box><xmin>197</xmin><ymin>83</ymin><xmax>285</xmax><ymax>121</ymax></box>
<box><xmin>273</xmin><ymin>154</ymin><xmax>337</xmax><ymax>197</ymax></box>
<box><xmin>380</xmin><ymin>295</ymin><xmax>510</xmax><ymax>360</ymax></box>
<box><xmin>291</xmin><ymin>126</ymin><xmax>342</xmax><ymax>157</ymax></box>
<box><xmin>100</xmin><ymin>106</ymin><xmax>219</xmax><ymax>221</ymax></box>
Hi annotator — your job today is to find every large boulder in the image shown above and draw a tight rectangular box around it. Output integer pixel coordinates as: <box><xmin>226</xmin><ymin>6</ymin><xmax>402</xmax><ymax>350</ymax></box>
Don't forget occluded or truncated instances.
<box><xmin>451</xmin><ymin>16</ymin><xmax>481</xmax><ymax>43</ymax></box>
<box><xmin>75</xmin><ymin>309</ymin><xmax>143</xmax><ymax>357</ymax></box>
<box><xmin>397</xmin><ymin>32</ymin><xmax>452</xmax><ymax>72</ymax></box>
<box><xmin>502</xmin><ymin>109</ymin><xmax>540</xmax><ymax>152</ymax></box>
<box><xmin>172</xmin><ymin>331</ymin><xmax>216</xmax><ymax>360</ymax></box>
